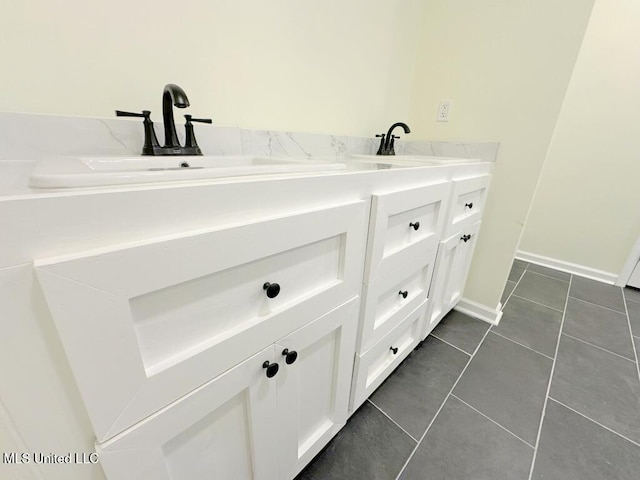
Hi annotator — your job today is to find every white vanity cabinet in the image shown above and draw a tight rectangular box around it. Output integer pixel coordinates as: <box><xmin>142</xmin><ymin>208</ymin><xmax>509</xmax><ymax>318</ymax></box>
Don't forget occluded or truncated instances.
<box><xmin>9</xmin><ymin>158</ymin><xmax>494</xmax><ymax>480</ymax></box>
<box><xmin>97</xmin><ymin>298</ymin><xmax>358</xmax><ymax>480</ymax></box>
<box><xmin>35</xmin><ymin>200</ymin><xmax>369</xmax><ymax>441</ymax></box>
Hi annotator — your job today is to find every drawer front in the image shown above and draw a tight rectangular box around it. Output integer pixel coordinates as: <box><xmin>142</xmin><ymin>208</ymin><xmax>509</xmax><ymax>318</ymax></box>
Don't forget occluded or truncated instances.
<box><xmin>365</xmin><ymin>182</ymin><xmax>450</xmax><ymax>283</ymax></box>
<box><xmin>35</xmin><ymin>200</ymin><xmax>369</xmax><ymax>441</ymax></box>
<box><xmin>358</xmin><ymin>241</ymin><xmax>437</xmax><ymax>353</ymax></box>
<box><xmin>422</xmin><ymin>222</ymin><xmax>482</xmax><ymax>339</ymax></box>
<box><xmin>445</xmin><ymin>175</ymin><xmax>490</xmax><ymax>236</ymax></box>
<box><xmin>350</xmin><ymin>300</ymin><xmax>427</xmax><ymax>411</ymax></box>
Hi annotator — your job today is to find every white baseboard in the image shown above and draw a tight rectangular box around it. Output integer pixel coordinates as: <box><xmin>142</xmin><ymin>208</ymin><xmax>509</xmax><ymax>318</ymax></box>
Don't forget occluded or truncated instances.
<box><xmin>516</xmin><ymin>250</ymin><xmax>618</xmax><ymax>285</ymax></box>
<box><xmin>454</xmin><ymin>297</ymin><xmax>503</xmax><ymax>326</ymax></box>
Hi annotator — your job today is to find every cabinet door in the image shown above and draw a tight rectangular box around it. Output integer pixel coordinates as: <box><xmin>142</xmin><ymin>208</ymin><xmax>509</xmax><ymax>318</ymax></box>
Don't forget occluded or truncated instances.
<box><xmin>97</xmin><ymin>346</ymin><xmax>279</xmax><ymax>480</ymax></box>
<box><xmin>275</xmin><ymin>298</ymin><xmax>358</xmax><ymax>480</ymax></box>
<box><xmin>35</xmin><ymin>200</ymin><xmax>368</xmax><ymax>440</ymax></box>
<box><xmin>422</xmin><ymin>222</ymin><xmax>482</xmax><ymax>339</ymax></box>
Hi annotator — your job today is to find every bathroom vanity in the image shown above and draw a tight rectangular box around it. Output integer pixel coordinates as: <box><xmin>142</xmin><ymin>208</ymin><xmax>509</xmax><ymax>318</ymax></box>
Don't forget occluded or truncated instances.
<box><xmin>3</xmin><ymin>155</ymin><xmax>491</xmax><ymax>479</ymax></box>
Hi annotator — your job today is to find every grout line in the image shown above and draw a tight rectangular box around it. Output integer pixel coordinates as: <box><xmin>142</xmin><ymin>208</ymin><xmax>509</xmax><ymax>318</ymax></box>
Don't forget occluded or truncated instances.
<box><xmin>367</xmin><ymin>399</ymin><xmax>418</xmax><ymax>443</ymax></box>
<box><xmin>394</xmin><ymin>325</ymin><xmax>493</xmax><ymax>480</ymax></box>
<box><xmin>526</xmin><ymin>274</ymin><xmax>572</xmax><ymax>480</ymax></box>
<box><xmin>451</xmin><ymin>394</ymin><xmax>534</xmax><ymax>448</ymax></box>
<box><xmin>561</xmin><ymin>333</ymin><xmax>636</xmax><ymax>363</ymax></box>
<box><xmin>489</xmin><ymin>331</ymin><xmax>554</xmax><ymax>360</ymax></box>
<box><xmin>622</xmin><ymin>289</ymin><xmax>640</xmax><ymax>382</ymax></box>
<box><xmin>547</xmin><ymin>397</ymin><xmax>640</xmax><ymax>449</ymax></box>
<box><xmin>524</xmin><ymin>268</ymin><xmax>570</xmax><ymax>284</ymax></box>
<box><xmin>429</xmin><ymin>333</ymin><xmax>472</xmax><ymax>356</ymax></box>
<box><xmin>509</xmin><ymin>294</ymin><xmax>565</xmax><ymax>313</ymax></box>
<box><xmin>568</xmin><ymin>295</ymin><xmax>628</xmax><ymax>315</ymax></box>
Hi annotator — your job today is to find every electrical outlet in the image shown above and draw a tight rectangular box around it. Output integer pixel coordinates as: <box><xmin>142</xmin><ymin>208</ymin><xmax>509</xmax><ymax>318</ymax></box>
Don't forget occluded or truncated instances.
<box><xmin>437</xmin><ymin>100</ymin><xmax>451</xmax><ymax>122</ymax></box>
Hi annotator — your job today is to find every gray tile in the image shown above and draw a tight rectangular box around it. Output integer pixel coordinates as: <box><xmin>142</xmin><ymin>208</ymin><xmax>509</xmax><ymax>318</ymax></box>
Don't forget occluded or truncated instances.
<box><xmin>453</xmin><ymin>332</ymin><xmax>552</xmax><ymax>444</ymax></box>
<box><xmin>532</xmin><ymin>399</ymin><xmax>640</xmax><ymax>480</ymax></box>
<box><xmin>370</xmin><ymin>336</ymin><xmax>469</xmax><ymax>439</ymax></box>
<box><xmin>627</xmin><ymin>300</ymin><xmax>640</xmax><ymax>337</ymax></box>
<box><xmin>550</xmin><ymin>335</ymin><xmax>640</xmax><ymax>444</ymax></box>
<box><xmin>624</xmin><ymin>286</ymin><xmax>640</xmax><ymax>303</ymax></box>
<box><xmin>634</xmin><ymin>337</ymin><xmax>640</xmax><ymax>357</ymax></box>
<box><xmin>501</xmin><ymin>280</ymin><xmax>517</xmax><ymax>305</ymax></box>
<box><xmin>399</xmin><ymin>396</ymin><xmax>532</xmax><ymax>480</ymax></box>
<box><xmin>431</xmin><ymin>310</ymin><xmax>490</xmax><ymax>354</ymax></box>
<box><xmin>526</xmin><ymin>263</ymin><xmax>570</xmax><ymax>282</ymax></box>
<box><xmin>493</xmin><ymin>295</ymin><xmax>562</xmax><ymax>357</ymax></box>
<box><xmin>563</xmin><ymin>297</ymin><xmax>635</xmax><ymax>360</ymax></box>
<box><xmin>295</xmin><ymin>402</ymin><xmax>415</xmax><ymax>480</ymax></box>
<box><xmin>508</xmin><ymin>260</ymin><xmax>527</xmax><ymax>282</ymax></box>
<box><xmin>569</xmin><ymin>276</ymin><xmax>625</xmax><ymax>313</ymax></box>
<box><xmin>512</xmin><ymin>271</ymin><xmax>569</xmax><ymax>311</ymax></box>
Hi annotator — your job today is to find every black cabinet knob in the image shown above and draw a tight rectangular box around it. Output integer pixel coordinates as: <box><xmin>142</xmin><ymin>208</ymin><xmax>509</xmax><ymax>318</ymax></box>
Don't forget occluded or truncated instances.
<box><xmin>263</xmin><ymin>282</ymin><xmax>281</xmax><ymax>298</ymax></box>
<box><xmin>461</xmin><ymin>234</ymin><xmax>472</xmax><ymax>243</ymax></box>
<box><xmin>262</xmin><ymin>361</ymin><xmax>279</xmax><ymax>378</ymax></box>
<box><xmin>282</xmin><ymin>348</ymin><xmax>298</xmax><ymax>365</ymax></box>
<box><xmin>409</xmin><ymin>221</ymin><xmax>420</xmax><ymax>231</ymax></box>
<box><xmin>465</xmin><ymin>202</ymin><xmax>474</xmax><ymax>209</ymax></box>
<box><xmin>398</xmin><ymin>290</ymin><xmax>408</xmax><ymax>299</ymax></box>
<box><xmin>390</xmin><ymin>346</ymin><xmax>399</xmax><ymax>355</ymax></box>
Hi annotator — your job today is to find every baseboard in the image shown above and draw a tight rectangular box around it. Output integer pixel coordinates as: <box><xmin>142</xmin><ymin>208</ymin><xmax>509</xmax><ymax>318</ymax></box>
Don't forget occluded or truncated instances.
<box><xmin>516</xmin><ymin>250</ymin><xmax>618</xmax><ymax>285</ymax></box>
<box><xmin>454</xmin><ymin>298</ymin><xmax>503</xmax><ymax>326</ymax></box>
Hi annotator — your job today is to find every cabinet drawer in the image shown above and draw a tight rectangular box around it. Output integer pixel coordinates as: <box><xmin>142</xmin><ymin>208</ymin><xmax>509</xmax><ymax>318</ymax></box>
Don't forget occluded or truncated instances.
<box><xmin>350</xmin><ymin>300</ymin><xmax>427</xmax><ymax>411</ymax></box>
<box><xmin>365</xmin><ymin>182</ymin><xmax>450</xmax><ymax>283</ymax></box>
<box><xmin>358</xmin><ymin>241</ymin><xmax>437</xmax><ymax>353</ymax></box>
<box><xmin>35</xmin><ymin>200</ymin><xmax>368</xmax><ymax>441</ymax></box>
<box><xmin>445</xmin><ymin>175</ymin><xmax>490</xmax><ymax>236</ymax></box>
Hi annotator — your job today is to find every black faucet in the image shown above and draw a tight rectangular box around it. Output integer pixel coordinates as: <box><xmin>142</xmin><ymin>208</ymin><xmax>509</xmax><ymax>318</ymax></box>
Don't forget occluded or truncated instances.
<box><xmin>116</xmin><ymin>83</ymin><xmax>211</xmax><ymax>156</ymax></box>
<box><xmin>375</xmin><ymin>122</ymin><xmax>411</xmax><ymax>155</ymax></box>
<box><xmin>162</xmin><ymin>84</ymin><xmax>189</xmax><ymax>149</ymax></box>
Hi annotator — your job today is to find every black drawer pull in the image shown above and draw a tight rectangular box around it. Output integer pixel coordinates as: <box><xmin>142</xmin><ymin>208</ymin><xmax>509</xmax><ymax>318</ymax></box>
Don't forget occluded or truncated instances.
<box><xmin>461</xmin><ymin>234</ymin><xmax>472</xmax><ymax>243</ymax></box>
<box><xmin>390</xmin><ymin>346</ymin><xmax>399</xmax><ymax>355</ymax></box>
<box><xmin>399</xmin><ymin>290</ymin><xmax>408</xmax><ymax>299</ymax></box>
<box><xmin>282</xmin><ymin>348</ymin><xmax>298</xmax><ymax>365</ymax></box>
<box><xmin>465</xmin><ymin>202</ymin><xmax>474</xmax><ymax>209</ymax></box>
<box><xmin>263</xmin><ymin>282</ymin><xmax>280</xmax><ymax>298</ymax></box>
<box><xmin>409</xmin><ymin>221</ymin><xmax>420</xmax><ymax>231</ymax></box>
<box><xmin>262</xmin><ymin>361</ymin><xmax>279</xmax><ymax>378</ymax></box>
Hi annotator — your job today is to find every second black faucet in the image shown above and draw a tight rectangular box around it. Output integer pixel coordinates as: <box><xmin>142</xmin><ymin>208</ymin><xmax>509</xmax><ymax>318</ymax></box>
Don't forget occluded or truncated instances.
<box><xmin>376</xmin><ymin>122</ymin><xmax>411</xmax><ymax>155</ymax></box>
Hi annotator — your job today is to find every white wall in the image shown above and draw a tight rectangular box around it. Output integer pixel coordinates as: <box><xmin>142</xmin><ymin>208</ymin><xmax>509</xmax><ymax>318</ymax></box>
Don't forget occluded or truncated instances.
<box><xmin>519</xmin><ymin>0</ymin><xmax>640</xmax><ymax>277</ymax></box>
<box><xmin>0</xmin><ymin>0</ymin><xmax>423</xmax><ymax>137</ymax></box>
<box><xmin>408</xmin><ymin>0</ymin><xmax>595</xmax><ymax>309</ymax></box>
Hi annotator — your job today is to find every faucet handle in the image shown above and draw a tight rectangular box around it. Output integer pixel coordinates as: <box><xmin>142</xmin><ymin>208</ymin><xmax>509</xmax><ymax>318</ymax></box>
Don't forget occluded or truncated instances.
<box><xmin>115</xmin><ymin>110</ymin><xmax>160</xmax><ymax>155</ymax></box>
<box><xmin>184</xmin><ymin>114</ymin><xmax>212</xmax><ymax>125</ymax></box>
<box><xmin>115</xmin><ymin>110</ymin><xmax>151</xmax><ymax>119</ymax></box>
<box><xmin>375</xmin><ymin>133</ymin><xmax>385</xmax><ymax>138</ymax></box>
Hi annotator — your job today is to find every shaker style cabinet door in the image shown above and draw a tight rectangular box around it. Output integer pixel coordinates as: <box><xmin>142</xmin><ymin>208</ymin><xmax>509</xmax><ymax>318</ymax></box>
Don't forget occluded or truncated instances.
<box><xmin>34</xmin><ymin>200</ymin><xmax>368</xmax><ymax>441</ymax></box>
<box><xmin>422</xmin><ymin>222</ymin><xmax>482</xmax><ymax>339</ymax></box>
<box><xmin>275</xmin><ymin>298</ymin><xmax>358</xmax><ymax>480</ymax></box>
<box><xmin>97</xmin><ymin>346</ymin><xmax>279</xmax><ymax>480</ymax></box>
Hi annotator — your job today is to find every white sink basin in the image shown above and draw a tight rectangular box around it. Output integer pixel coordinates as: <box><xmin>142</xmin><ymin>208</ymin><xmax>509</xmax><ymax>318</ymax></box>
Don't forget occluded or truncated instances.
<box><xmin>29</xmin><ymin>156</ymin><xmax>347</xmax><ymax>189</ymax></box>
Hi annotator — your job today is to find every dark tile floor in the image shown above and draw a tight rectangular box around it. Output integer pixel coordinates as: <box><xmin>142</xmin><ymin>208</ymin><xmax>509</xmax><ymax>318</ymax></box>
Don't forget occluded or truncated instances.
<box><xmin>296</xmin><ymin>260</ymin><xmax>640</xmax><ymax>480</ymax></box>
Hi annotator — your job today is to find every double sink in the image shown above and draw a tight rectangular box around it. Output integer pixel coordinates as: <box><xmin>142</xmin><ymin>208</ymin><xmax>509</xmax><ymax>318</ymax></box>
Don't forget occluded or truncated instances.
<box><xmin>28</xmin><ymin>154</ymin><xmax>477</xmax><ymax>189</ymax></box>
